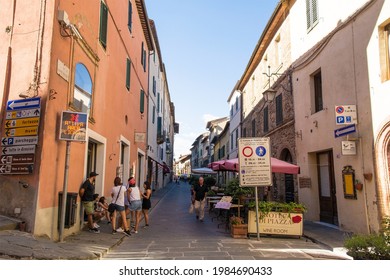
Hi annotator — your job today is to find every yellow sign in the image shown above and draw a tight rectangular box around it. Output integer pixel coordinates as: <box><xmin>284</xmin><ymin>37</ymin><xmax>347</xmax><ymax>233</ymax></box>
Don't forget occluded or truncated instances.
<box><xmin>4</xmin><ymin>127</ymin><xmax>38</xmax><ymax>137</ymax></box>
<box><xmin>248</xmin><ymin>211</ymin><xmax>303</xmax><ymax>236</ymax></box>
<box><xmin>5</xmin><ymin>117</ymin><xmax>40</xmax><ymax>129</ymax></box>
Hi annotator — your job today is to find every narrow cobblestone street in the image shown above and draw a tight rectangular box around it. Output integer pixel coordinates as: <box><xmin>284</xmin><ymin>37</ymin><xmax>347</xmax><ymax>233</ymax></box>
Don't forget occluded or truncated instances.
<box><xmin>103</xmin><ymin>182</ymin><xmax>348</xmax><ymax>260</ymax></box>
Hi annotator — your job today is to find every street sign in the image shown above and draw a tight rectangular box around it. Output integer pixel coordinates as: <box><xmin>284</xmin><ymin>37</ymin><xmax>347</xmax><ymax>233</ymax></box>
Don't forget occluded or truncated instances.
<box><xmin>59</xmin><ymin>111</ymin><xmax>88</xmax><ymax>142</ymax></box>
<box><xmin>1</xmin><ymin>136</ymin><xmax>38</xmax><ymax>146</ymax></box>
<box><xmin>4</xmin><ymin>126</ymin><xmax>38</xmax><ymax>137</ymax></box>
<box><xmin>335</xmin><ymin>105</ymin><xmax>357</xmax><ymax>125</ymax></box>
<box><xmin>6</xmin><ymin>97</ymin><xmax>41</xmax><ymax>111</ymax></box>
<box><xmin>1</xmin><ymin>154</ymin><xmax>35</xmax><ymax>164</ymax></box>
<box><xmin>0</xmin><ymin>164</ymin><xmax>33</xmax><ymax>175</ymax></box>
<box><xmin>334</xmin><ymin>124</ymin><xmax>356</xmax><ymax>138</ymax></box>
<box><xmin>1</xmin><ymin>145</ymin><xmax>36</xmax><ymax>155</ymax></box>
<box><xmin>4</xmin><ymin>117</ymin><xmax>40</xmax><ymax>129</ymax></box>
<box><xmin>342</xmin><ymin>141</ymin><xmax>357</xmax><ymax>155</ymax></box>
<box><xmin>6</xmin><ymin>108</ymin><xmax>41</xmax><ymax>120</ymax></box>
<box><xmin>238</xmin><ymin>137</ymin><xmax>272</xmax><ymax>186</ymax></box>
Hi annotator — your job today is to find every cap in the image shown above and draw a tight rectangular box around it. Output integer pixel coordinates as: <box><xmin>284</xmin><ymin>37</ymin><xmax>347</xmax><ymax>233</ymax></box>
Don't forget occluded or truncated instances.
<box><xmin>89</xmin><ymin>171</ymin><xmax>99</xmax><ymax>177</ymax></box>
<box><xmin>129</xmin><ymin>178</ymin><xmax>136</xmax><ymax>185</ymax></box>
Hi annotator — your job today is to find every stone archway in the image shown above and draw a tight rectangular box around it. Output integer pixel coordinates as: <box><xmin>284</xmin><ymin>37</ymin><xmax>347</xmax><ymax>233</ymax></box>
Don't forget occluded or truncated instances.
<box><xmin>374</xmin><ymin>121</ymin><xmax>390</xmax><ymax>220</ymax></box>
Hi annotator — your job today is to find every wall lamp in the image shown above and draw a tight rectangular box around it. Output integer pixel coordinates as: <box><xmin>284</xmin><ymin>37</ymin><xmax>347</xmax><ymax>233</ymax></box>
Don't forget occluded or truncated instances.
<box><xmin>262</xmin><ymin>88</ymin><xmax>277</xmax><ymax>103</ymax></box>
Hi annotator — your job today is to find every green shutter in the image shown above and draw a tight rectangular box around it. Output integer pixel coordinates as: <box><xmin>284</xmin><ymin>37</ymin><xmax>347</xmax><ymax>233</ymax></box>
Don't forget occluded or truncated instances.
<box><xmin>128</xmin><ymin>1</ymin><xmax>132</xmax><ymax>32</ymax></box>
<box><xmin>126</xmin><ymin>58</ymin><xmax>131</xmax><ymax>90</ymax></box>
<box><xmin>99</xmin><ymin>1</ymin><xmax>108</xmax><ymax>49</ymax></box>
<box><xmin>140</xmin><ymin>89</ymin><xmax>145</xmax><ymax>113</ymax></box>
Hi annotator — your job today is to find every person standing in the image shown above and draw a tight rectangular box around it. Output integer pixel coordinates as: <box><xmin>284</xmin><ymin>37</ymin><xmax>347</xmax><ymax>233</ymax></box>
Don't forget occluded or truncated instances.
<box><xmin>79</xmin><ymin>171</ymin><xmax>100</xmax><ymax>233</ymax></box>
<box><xmin>110</xmin><ymin>177</ymin><xmax>131</xmax><ymax>236</ymax></box>
<box><xmin>128</xmin><ymin>177</ymin><xmax>142</xmax><ymax>233</ymax></box>
<box><xmin>193</xmin><ymin>176</ymin><xmax>208</xmax><ymax>222</ymax></box>
<box><xmin>141</xmin><ymin>181</ymin><xmax>152</xmax><ymax>227</ymax></box>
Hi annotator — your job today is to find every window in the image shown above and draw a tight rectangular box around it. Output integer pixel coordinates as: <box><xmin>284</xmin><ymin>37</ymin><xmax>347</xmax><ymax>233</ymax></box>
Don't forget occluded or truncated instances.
<box><xmin>152</xmin><ymin>106</ymin><xmax>155</xmax><ymax>124</ymax></box>
<box><xmin>153</xmin><ymin>76</ymin><xmax>156</xmax><ymax>95</ymax></box>
<box><xmin>313</xmin><ymin>70</ymin><xmax>323</xmax><ymax>113</ymax></box>
<box><xmin>141</xmin><ymin>42</ymin><xmax>146</xmax><ymax>72</ymax></box>
<box><xmin>251</xmin><ymin>119</ymin><xmax>256</xmax><ymax>137</ymax></box>
<box><xmin>127</xmin><ymin>1</ymin><xmax>133</xmax><ymax>32</ymax></box>
<box><xmin>235</xmin><ymin>96</ymin><xmax>239</xmax><ymax>110</ymax></box>
<box><xmin>380</xmin><ymin>22</ymin><xmax>390</xmax><ymax>81</ymax></box>
<box><xmin>99</xmin><ymin>1</ymin><xmax>108</xmax><ymax>49</ymax></box>
<box><xmin>263</xmin><ymin>106</ymin><xmax>269</xmax><ymax>133</ymax></box>
<box><xmin>126</xmin><ymin>58</ymin><xmax>131</xmax><ymax>90</ymax></box>
<box><xmin>231</xmin><ymin>133</ymin><xmax>234</xmax><ymax>150</ymax></box>
<box><xmin>230</xmin><ymin>105</ymin><xmax>233</xmax><ymax>117</ymax></box>
<box><xmin>74</xmin><ymin>63</ymin><xmax>92</xmax><ymax>113</ymax></box>
<box><xmin>235</xmin><ymin>129</ymin><xmax>239</xmax><ymax>148</ymax></box>
<box><xmin>306</xmin><ymin>0</ymin><xmax>318</xmax><ymax>31</ymax></box>
<box><xmin>276</xmin><ymin>94</ymin><xmax>283</xmax><ymax>125</ymax></box>
<box><xmin>140</xmin><ymin>89</ymin><xmax>145</xmax><ymax>114</ymax></box>
<box><xmin>157</xmin><ymin>92</ymin><xmax>160</xmax><ymax>113</ymax></box>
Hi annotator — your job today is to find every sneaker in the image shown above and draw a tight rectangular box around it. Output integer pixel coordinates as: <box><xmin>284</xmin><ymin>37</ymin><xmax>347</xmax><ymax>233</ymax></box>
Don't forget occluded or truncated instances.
<box><xmin>93</xmin><ymin>223</ymin><xmax>100</xmax><ymax>228</ymax></box>
<box><xmin>116</xmin><ymin>227</ymin><xmax>124</xmax><ymax>233</ymax></box>
<box><xmin>130</xmin><ymin>229</ymin><xmax>138</xmax><ymax>234</ymax></box>
<box><xmin>112</xmin><ymin>229</ymin><xmax>117</xmax><ymax>235</ymax></box>
<box><xmin>89</xmin><ymin>228</ymin><xmax>100</xmax><ymax>233</ymax></box>
<box><xmin>143</xmin><ymin>224</ymin><xmax>149</xmax><ymax>228</ymax></box>
<box><xmin>124</xmin><ymin>230</ymin><xmax>131</xmax><ymax>236</ymax></box>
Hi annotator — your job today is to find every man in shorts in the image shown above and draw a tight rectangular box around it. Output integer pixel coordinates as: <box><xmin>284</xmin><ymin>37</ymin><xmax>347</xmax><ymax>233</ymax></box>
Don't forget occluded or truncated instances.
<box><xmin>79</xmin><ymin>172</ymin><xmax>100</xmax><ymax>233</ymax></box>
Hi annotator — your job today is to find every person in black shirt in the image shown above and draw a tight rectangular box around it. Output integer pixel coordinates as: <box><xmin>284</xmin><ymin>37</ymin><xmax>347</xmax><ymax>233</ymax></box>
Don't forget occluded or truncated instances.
<box><xmin>79</xmin><ymin>171</ymin><xmax>99</xmax><ymax>233</ymax></box>
<box><xmin>193</xmin><ymin>177</ymin><xmax>208</xmax><ymax>222</ymax></box>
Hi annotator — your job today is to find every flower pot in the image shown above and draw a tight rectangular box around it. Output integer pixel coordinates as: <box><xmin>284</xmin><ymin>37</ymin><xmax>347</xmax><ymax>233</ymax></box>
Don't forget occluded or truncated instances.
<box><xmin>230</xmin><ymin>224</ymin><xmax>248</xmax><ymax>238</ymax></box>
<box><xmin>355</xmin><ymin>183</ymin><xmax>363</xmax><ymax>191</ymax></box>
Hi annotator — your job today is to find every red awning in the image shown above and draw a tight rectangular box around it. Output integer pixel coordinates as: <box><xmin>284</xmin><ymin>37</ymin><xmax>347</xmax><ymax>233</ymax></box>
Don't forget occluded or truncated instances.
<box><xmin>210</xmin><ymin>157</ymin><xmax>300</xmax><ymax>174</ymax></box>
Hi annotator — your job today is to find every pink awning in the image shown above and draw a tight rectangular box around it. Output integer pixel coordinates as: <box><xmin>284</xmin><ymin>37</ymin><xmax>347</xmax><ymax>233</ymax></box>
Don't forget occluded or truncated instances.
<box><xmin>210</xmin><ymin>157</ymin><xmax>300</xmax><ymax>174</ymax></box>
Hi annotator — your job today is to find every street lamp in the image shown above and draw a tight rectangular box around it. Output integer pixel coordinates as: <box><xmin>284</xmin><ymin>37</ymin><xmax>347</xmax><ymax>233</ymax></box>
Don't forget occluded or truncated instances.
<box><xmin>262</xmin><ymin>88</ymin><xmax>277</xmax><ymax>103</ymax></box>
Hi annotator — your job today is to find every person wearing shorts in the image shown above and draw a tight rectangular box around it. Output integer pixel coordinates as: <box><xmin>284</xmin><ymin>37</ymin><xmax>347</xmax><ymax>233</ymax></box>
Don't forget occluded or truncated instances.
<box><xmin>128</xmin><ymin>177</ymin><xmax>142</xmax><ymax>234</ymax></box>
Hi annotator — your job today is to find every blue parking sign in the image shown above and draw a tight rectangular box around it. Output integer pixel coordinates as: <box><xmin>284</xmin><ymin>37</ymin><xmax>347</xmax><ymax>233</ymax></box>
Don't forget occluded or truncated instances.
<box><xmin>337</xmin><ymin>116</ymin><xmax>345</xmax><ymax>124</ymax></box>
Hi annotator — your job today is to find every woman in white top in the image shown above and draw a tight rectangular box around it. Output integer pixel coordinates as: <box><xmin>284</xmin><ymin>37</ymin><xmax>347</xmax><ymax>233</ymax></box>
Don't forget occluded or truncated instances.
<box><xmin>111</xmin><ymin>177</ymin><xmax>131</xmax><ymax>236</ymax></box>
<box><xmin>128</xmin><ymin>177</ymin><xmax>142</xmax><ymax>234</ymax></box>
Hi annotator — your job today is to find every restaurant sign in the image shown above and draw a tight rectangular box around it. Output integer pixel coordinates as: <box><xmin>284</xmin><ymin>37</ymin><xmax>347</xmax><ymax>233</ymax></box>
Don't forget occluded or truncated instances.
<box><xmin>59</xmin><ymin>111</ymin><xmax>88</xmax><ymax>142</ymax></box>
<box><xmin>248</xmin><ymin>211</ymin><xmax>303</xmax><ymax>236</ymax></box>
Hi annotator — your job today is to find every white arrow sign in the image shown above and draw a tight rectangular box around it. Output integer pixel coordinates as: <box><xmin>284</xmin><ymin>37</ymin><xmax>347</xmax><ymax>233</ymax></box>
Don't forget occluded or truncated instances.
<box><xmin>1</xmin><ymin>145</ymin><xmax>36</xmax><ymax>155</ymax></box>
<box><xmin>6</xmin><ymin>97</ymin><xmax>41</xmax><ymax>111</ymax></box>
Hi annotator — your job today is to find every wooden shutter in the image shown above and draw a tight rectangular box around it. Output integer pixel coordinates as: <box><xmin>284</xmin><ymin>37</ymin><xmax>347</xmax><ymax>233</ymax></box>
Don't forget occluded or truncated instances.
<box><xmin>126</xmin><ymin>58</ymin><xmax>131</xmax><ymax>90</ymax></box>
<box><xmin>140</xmin><ymin>89</ymin><xmax>145</xmax><ymax>114</ymax></box>
<box><xmin>128</xmin><ymin>1</ymin><xmax>132</xmax><ymax>32</ymax></box>
<box><xmin>99</xmin><ymin>1</ymin><xmax>108</xmax><ymax>49</ymax></box>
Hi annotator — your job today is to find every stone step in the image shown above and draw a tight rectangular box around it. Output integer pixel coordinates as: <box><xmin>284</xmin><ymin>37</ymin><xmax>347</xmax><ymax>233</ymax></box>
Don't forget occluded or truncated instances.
<box><xmin>0</xmin><ymin>215</ymin><xmax>22</xmax><ymax>231</ymax></box>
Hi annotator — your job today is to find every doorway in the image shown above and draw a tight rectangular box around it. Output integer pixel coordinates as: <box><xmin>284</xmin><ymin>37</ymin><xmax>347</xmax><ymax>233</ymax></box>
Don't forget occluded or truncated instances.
<box><xmin>317</xmin><ymin>150</ymin><xmax>338</xmax><ymax>225</ymax></box>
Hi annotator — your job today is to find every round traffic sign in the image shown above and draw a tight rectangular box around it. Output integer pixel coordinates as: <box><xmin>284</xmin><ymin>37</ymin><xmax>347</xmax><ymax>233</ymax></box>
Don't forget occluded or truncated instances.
<box><xmin>242</xmin><ymin>146</ymin><xmax>253</xmax><ymax>157</ymax></box>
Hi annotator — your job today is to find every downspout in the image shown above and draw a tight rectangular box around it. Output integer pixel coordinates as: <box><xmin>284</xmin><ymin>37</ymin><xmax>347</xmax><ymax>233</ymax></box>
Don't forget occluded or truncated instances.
<box><xmin>0</xmin><ymin>0</ymin><xmax>16</xmax><ymax>129</ymax></box>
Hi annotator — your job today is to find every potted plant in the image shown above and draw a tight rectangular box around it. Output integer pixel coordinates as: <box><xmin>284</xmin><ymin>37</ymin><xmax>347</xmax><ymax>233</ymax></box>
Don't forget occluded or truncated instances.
<box><xmin>230</xmin><ymin>216</ymin><xmax>248</xmax><ymax>239</ymax></box>
<box><xmin>355</xmin><ymin>179</ymin><xmax>363</xmax><ymax>191</ymax></box>
<box><xmin>225</xmin><ymin>178</ymin><xmax>253</xmax><ymax>201</ymax></box>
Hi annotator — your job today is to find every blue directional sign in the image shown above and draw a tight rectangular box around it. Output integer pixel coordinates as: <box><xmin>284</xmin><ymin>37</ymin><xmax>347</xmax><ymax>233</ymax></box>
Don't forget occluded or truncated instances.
<box><xmin>6</xmin><ymin>97</ymin><xmax>41</xmax><ymax>111</ymax></box>
<box><xmin>334</xmin><ymin>124</ymin><xmax>356</xmax><ymax>138</ymax></box>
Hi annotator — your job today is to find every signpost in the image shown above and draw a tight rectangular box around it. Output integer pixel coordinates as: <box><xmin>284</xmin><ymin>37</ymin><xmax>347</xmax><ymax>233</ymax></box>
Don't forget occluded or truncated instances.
<box><xmin>1</xmin><ymin>97</ymin><xmax>41</xmax><ymax>175</ymax></box>
<box><xmin>238</xmin><ymin>137</ymin><xmax>272</xmax><ymax>240</ymax></box>
<box><xmin>58</xmin><ymin>111</ymin><xmax>88</xmax><ymax>242</ymax></box>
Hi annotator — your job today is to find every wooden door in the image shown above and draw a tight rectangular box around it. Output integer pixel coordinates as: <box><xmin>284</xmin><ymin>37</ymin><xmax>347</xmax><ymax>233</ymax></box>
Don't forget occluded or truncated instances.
<box><xmin>317</xmin><ymin>151</ymin><xmax>338</xmax><ymax>225</ymax></box>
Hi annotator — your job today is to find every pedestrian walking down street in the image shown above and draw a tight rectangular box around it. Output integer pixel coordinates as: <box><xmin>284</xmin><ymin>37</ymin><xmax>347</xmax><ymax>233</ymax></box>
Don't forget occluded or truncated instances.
<box><xmin>79</xmin><ymin>172</ymin><xmax>100</xmax><ymax>233</ymax></box>
<box><xmin>110</xmin><ymin>177</ymin><xmax>131</xmax><ymax>236</ymax></box>
<box><xmin>141</xmin><ymin>181</ymin><xmax>152</xmax><ymax>228</ymax></box>
<box><xmin>193</xmin><ymin>176</ymin><xmax>208</xmax><ymax>222</ymax></box>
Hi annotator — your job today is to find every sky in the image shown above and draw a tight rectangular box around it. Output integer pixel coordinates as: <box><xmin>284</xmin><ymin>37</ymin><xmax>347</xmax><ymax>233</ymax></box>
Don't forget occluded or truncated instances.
<box><xmin>145</xmin><ymin>0</ymin><xmax>280</xmax><ymax>159</ymax></box>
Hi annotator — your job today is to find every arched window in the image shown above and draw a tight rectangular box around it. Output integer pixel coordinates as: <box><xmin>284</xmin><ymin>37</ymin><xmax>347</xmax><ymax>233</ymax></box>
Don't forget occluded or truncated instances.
<box><xmin>74</xmin><ymin>63</ymin><xmax>93</xmax><ymax>113</ymax></box>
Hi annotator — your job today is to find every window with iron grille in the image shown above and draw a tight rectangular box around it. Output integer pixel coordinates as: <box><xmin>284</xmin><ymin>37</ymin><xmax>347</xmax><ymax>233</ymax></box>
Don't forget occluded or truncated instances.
<box><xmin>306</xmin><ymin>0</ymin><xmax>318</xmax><ymax>31</ymax></box>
